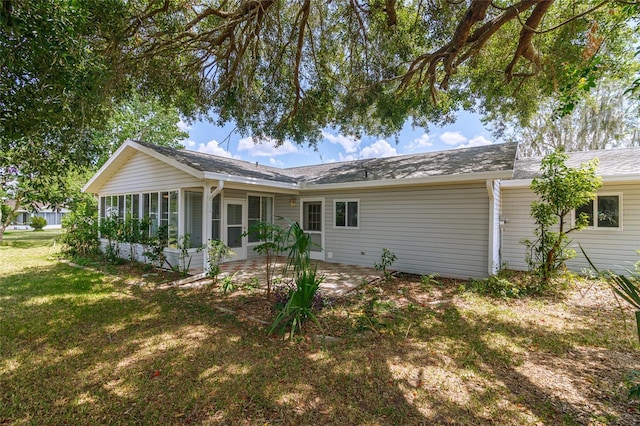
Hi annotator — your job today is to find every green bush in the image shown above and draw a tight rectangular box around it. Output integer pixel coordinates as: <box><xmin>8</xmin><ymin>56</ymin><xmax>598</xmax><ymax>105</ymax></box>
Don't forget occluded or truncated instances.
<box><xmin>29</xmin><ymin>216</ymin><xmax>47</xmax><ymax>230</ymax></box>
<box><xmin>459</xmin><ymin>270</ymin><xmax>557</xmax><ymax>299</ymax></box>
<box><xmin>60</xmin><ymin>202</ymin><xmax>99</xmax><ymax>257</ymax></box>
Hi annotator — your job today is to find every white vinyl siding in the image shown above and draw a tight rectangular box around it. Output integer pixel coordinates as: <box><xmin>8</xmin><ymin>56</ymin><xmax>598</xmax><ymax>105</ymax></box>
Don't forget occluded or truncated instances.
<box><xmin>501</xmin><ymin>183</ymin><xmax>640</xmax><ymax>275</ymax></box>
<box><xmin>314</xmin><ymin>184</ymin><xmax>490</xmax><ymax>279</ymax></box>
<box><xmin>100</xmin><ymin>152</ymin><xmax>201</xmax><ymax>194</ymax></box>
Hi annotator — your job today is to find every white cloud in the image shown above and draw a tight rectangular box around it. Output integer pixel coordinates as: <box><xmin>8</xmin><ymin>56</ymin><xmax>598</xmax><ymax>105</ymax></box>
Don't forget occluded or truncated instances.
<box><xmin>182</xmin><ymin>139</ymin><xmax>196</xmax><ymax>148</ymax></box>
<box><xmin>269</xmin><ymin>157</ymin><xmax>284</xmax><ymax>166</ymax></box>
<box><xmin>359</xmin><ymin>139</ymin><xmax>398</xmax><ymax>159</ymax></box>
<box><xmin>322</xmin><ymin>130</ymin><xmax>361</xmax><ymax>153</ymax></box>
<box><xmin>406</xmin><ymin>133</ymin><xmax>433</xmax><ymax>150</ymax></box>
<box><xmin>440</xmin><ymin>131</ymin><xmax>468</xmax><ymax>146</ymax></box>
<box><xmin>456</xmin><ymin>135</ymin><xmax>492</xmax><ymax>149</ymax></box>
<box><xmin>188</xmin><ymin>139</ymin><xmax>235</xmax><ymax>158</ymax></box>
<box><xmin>237</xmin><ymin>136</ymin><xmax>299</xmax><ymax>157</ymax></box>
<box><xmin>177</xmin><ymin>119</ymin><xmax>192</xmax><ymax>131</ymax></box>
<box><xmin>338</xmin><ymin>153</ymin><xmax>358</xmax><ymax>162</ymax></box>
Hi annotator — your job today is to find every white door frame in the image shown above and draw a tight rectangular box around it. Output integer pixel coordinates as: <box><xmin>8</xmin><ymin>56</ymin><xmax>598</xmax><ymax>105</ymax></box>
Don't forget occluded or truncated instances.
<box><xmin>223</xmin><ymin>198</ymin><xmax>247</xmax><ymax>260</ymax></box>
<box><xmin>300</xmin><ymin>197</ymin><xmax>325</xmax><ymax>261</ymax></box>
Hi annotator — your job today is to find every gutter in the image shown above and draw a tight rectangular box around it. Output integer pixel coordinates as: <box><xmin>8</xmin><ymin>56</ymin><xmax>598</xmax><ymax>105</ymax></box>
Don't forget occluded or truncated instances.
<box><xmin>300</xmin><ymin>170</ymin><xmax>514</xmax><ymax>191</ymax></box>
<box><xmin>501</xmin><ymin>174</ymin><xmax>640</xmax><ymax>189</ymax></box>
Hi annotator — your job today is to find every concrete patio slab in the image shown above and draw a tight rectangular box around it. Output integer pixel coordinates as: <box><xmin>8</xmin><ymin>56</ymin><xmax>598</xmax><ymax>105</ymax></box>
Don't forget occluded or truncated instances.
<box><xmin>218</xmin><ymin>257</ymin><xmax>381</xmax><ymax>297</ymax></box>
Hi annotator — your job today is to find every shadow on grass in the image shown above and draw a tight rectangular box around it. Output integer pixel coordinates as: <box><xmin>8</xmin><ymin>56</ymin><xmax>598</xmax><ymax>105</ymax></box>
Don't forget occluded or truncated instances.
<box><xmin>2</xmin><ymin>265</ymin><xmax>639</xmax><ymax>424</ymax></box>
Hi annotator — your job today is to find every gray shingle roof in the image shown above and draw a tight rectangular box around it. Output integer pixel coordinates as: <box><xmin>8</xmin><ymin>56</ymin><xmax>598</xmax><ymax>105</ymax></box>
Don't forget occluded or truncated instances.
<box><xmin>286</xmin><ymin>143</ymin><xmax>518</xmax><ymax>184</ymax></box>
<box><xmin>135</xmin><ymin>140</ymin><xmax>299</xmax><ymax>184</ymax></box>
<box><xmin>137</xmin><ymin>140</ymin><xmax>518</xmax><ymax>185</ymax></box>
<box><xmin>514</xmin><ymin>147</ymin><xmax>640</xmax><ymax>180</ymax></box>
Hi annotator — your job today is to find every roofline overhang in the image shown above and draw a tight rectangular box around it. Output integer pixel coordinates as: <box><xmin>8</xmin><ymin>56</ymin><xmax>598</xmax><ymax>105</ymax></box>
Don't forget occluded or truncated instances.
<box><xmin>202</xmin><ymin>171</ymin><xmax>300</xmax><ymax>191</ymax></box>
<box><xmin>501</xmin><ymin>173</ymin><xmax>640</xmax><ymax>189</ymax></box>
<box><xmin>299</xmin><ymin>170</ymin><xmax>514</xmax><ymax>191</ymax></box>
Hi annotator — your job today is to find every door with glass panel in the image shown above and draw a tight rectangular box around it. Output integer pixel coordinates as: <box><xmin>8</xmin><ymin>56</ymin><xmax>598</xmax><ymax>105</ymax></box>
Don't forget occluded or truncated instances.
<box><xmin>302</xmin><ymin>199</ymin><xmax>324</xmax><ymax>260</ymax></box>
<box><xmin>224</xmin><ymin>199</ymin><xmax>247</xmax><ymax>260</ymax></box>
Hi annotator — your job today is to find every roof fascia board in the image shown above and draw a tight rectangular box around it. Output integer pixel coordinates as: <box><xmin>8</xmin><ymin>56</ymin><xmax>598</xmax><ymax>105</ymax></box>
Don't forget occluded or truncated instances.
<box><xmin>300</xmin><ymin>170</ymin><xmax>514</xmax><ymax>191</ymax></box>
<box><xmin>203</xmin><ymin>171</ymin><xmax>300</xmax><ymax>191</ymax></box>
<box><xmin>502</xmin><ymin>174</ymin><xmax>640</xmax><ymax>189</ymax></box>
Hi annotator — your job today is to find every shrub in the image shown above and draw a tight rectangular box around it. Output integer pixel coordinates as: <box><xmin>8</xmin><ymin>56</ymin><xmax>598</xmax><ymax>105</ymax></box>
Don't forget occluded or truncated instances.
<box><xmin>458</xmin><ymin>270</ymin><xmax>555</xmax><ymax>299</ymax></box>
<box><xmin>59</xmin><ymin>201</ymin><xmax>99</xmax><ymax>257</ymax></box>
<box><xmin>29</xmin><ymin>216</ymin><xmax>47</xmax><ymax>230</ymax></box>
<box><xmin>269</xmin><ymin>267</ymin><xmax>324</xmax><ymax>339</ymax></box>
<box><xmin>374</xmin><ymin>248</ymin><xmax>397</xmax><ymax>281</ymax></box>
<box><xmin>205</xmin><ymin>239</ymin><xmax>234</xmax><ymax>283</ymax></box>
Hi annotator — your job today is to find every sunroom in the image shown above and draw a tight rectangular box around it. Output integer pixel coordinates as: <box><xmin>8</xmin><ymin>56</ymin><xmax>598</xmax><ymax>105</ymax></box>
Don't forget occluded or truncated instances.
<box><xmin>83</xmin><ymin>140</ymin><xmax>300</xmax><ymax>272</ymax></box>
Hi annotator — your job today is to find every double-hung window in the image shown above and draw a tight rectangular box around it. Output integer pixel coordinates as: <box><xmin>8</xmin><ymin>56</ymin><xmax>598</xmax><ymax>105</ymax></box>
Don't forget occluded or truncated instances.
<box><xmin>575</xmin><ymin>194</ymin><xmax>621</xmax><ymax>229</ymax></box>
<box><xmin>334</xmin><ymin>200</ymin><xmax>359</xmax><ymax>228</ymax></box>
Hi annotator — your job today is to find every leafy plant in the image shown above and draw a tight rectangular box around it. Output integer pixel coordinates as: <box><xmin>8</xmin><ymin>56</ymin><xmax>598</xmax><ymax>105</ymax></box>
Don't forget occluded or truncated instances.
<box><xmin>269</xmin><ymin>267</ymin><xmax>324</xmax><ymax>339</ymax></box>
<box><xmin>522</xmin><ymin>149</ymin><xmax>601</xmax><ymax>285</ymax></box>
<box><xmin>245</xmin><ymin>221</ymin><xmax>285</xmax><ymax>295</ymax></box>
<box><xmin>626</xmin><ymin>370</ymin><xmax>640</xmax><ymax>400</ymax></box>
<box><xmin>269</xmin><ymin>219</ymin><xmax>326</xmax><ymax>338</ymax></box>
<box><xmin>420</xmin><ymin>273</ymin><xmax>440</xmax><ymax>290</ymax></box>
<box><xmin>205</xmin><ymin>239</ymin><xmax>234</xmax><ymax>283</ymax></box>
<box><xmin>374</xmin><ymin>248</ymin><xmax>397</xmax><ymax>281</ymax></box>
<box><xmin>59</xmin><ymin>201</ymin><xmax>100</xmax><ymax>258</ymax></box>
<box><xmin>282</xmin><ymin>219</ymin><xmax>313</xmax><ymax>278</ymax></box>
<box><xmin>174</xmin><ymin>233</ymin><xmax>195</xmax><ymax>276</ymax></box>
<box><xmin>221</xmin><ymin>271</ymin><xmax>239</xmax><ymax>295</ymax></box>
<box><xmin>142</xmin><ymin>225</ymin><xmax>173</xmax><ymax>270</ymax></box>
<box><xmin>29</xmin><ymin>216</ymin><xmax>47</xmax><ymax>231</ymax></box>
<box><xmin>581</xmin><ymin>245</ymin><xmax>640</xmax><ymax>342</ymax></box>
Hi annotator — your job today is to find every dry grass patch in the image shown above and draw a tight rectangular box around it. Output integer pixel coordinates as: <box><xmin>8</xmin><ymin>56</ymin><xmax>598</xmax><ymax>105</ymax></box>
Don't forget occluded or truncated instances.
<box><xmin>2</xmin><ymin>231</ymin><xmax>640</xmax><ymax>424</ymax></box>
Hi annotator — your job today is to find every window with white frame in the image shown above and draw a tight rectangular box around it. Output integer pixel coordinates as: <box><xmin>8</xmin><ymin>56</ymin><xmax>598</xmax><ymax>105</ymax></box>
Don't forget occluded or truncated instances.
<box><xmin>248</xmin><ymin>195</ymin><xmax>273</xmax><ymax>243</ymax></box>
<box><xmin>575</xmin><ymin>194</ymin><xmax>621</xmax><ymax>229</ymax></box>
<box><xmin>211</xmin><ymin>194</ymin><xmax>221</xmax><ymax>241</ymax></box>
<box><xmin>100</xmin><ymin>191</ymin><xmax>178</xmax><ymax>246</ymax></box>
<box><xmin>334</xmin><ymin>200</ymin><xmax>359</xmax><ymax>228</ymax></box>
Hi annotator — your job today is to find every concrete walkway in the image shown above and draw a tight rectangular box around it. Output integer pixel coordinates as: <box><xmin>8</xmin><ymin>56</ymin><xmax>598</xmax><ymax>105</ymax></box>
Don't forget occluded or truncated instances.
<box><xmin>219</xmin><ymin>257</ymin><xmax>381</xmax><ymax>297</ymax></box>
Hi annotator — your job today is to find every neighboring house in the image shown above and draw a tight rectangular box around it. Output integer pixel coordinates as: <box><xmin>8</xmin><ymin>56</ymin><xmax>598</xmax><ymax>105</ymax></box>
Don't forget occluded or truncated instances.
<box><xmin>6</xmin><ymin>201</ymin><xmax>69</xmax><ymax>230</ymax></box>
<box><xmin>82</xmin><ymin>140</ymin><xmax>640</xmax><ymax>277</ymax></box>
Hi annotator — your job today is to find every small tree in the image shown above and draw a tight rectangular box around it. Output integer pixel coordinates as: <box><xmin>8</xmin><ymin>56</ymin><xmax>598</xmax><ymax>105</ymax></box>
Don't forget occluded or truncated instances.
<box><xmin>523</xmin><ymin>149</ymin><xmax>601</xmax><ymax>284</ymax></box>
<box><xmin>246</xmin><ymin>221</ymin><xmax>286</xmax><ymax>295</ymax></box>
<box><xmin>205</xmin><ymin>239</ymin><xmax>234</xmax><ymax>284</ymax></box>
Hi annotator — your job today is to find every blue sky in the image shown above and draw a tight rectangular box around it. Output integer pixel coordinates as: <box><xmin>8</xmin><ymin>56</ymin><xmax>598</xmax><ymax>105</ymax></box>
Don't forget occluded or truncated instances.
<box><xmin>179</xmin><ymin>110</ymin><xmax>499</xmax><ymax>168</ymax></box>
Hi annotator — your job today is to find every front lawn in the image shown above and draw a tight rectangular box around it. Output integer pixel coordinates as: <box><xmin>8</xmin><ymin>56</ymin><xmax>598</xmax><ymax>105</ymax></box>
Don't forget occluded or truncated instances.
<box><xmin>1</xmin><ymin>230</ymin><xmax>640</xmax><ymax>424</ymax></box>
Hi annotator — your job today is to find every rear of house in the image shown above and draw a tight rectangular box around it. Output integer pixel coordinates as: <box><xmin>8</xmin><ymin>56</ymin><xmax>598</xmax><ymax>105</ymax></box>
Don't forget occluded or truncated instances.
<box><xmin>83</xmin><ymin>140</ymin><xmax>516</xmax><ymax>278</ymax></box>
<box><xmin>84</xmin><ymin>141</ymin><xmax>640</xmax><ymax>278</ymax></box>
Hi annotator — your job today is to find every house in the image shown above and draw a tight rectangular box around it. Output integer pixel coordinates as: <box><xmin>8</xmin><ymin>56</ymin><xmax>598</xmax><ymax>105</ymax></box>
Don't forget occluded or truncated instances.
<box><xmin>5</xmin><ymin>201</ymin><xmax>69</xmax><ymax>230</ymax></box>
<box><xmin>82</xmin><ymin>140</ymin><xmax>640</xmax><ymax>278</ymax></box>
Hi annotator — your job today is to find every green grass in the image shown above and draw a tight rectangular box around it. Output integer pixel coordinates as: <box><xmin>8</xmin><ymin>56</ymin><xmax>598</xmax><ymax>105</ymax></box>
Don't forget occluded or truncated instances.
<box><xmin>1</xmin><ymin>231</ymin><xmax>639</xmax><ymax>424</ymax></box>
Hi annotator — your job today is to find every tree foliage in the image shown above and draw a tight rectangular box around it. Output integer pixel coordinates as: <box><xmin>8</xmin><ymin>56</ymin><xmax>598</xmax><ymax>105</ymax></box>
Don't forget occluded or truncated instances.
<box><xmin>93</xmin><ymin>93</ymin><xmax>189</xmax><ymax>167</ymax></box>
<box><xmin>3</xmin><ymin>0</ymin><xmax>638</xmax><ymax>160</ymax></box>
<box><xmin>506</xmin><ymin>76</ymin><xmax>640</xmax><ymax>157</ymax></box>
<box><xmin>523</xmin><ymin>150</ymin><xmax>602</xmax><ymax>284</ymax></box>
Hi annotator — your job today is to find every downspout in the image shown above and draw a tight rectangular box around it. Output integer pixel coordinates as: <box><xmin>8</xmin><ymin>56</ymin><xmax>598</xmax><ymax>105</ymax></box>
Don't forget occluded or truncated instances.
<box><xmin>203</xmin><ymin>180</ymin><xmax>225</xmax><ymax>271</ymax></box>
<box><xmin>486</xmin><ymin>179</ymin><xmax>496</xmax><ymax>276</ymax></box>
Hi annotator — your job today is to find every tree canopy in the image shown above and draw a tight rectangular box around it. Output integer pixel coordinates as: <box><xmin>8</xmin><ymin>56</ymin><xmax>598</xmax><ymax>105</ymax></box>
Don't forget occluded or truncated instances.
<box><xmin>1</xmin><ymin>0</ymin><xmax>639</xmax><ymax>179</ymax></box>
